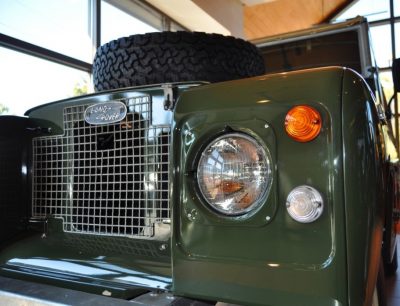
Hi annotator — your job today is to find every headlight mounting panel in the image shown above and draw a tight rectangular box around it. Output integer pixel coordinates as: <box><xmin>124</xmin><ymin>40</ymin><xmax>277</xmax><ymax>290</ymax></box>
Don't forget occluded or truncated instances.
<box><xmin>181</xmin><ymin>118</ymin><xmax>277</xmax><ymax>227</ymax></box>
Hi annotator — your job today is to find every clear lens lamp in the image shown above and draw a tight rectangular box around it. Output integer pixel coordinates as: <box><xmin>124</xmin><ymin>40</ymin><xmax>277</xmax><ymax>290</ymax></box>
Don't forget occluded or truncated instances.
<box><xmin>286</xmin><ymin>186</ymin><xmax>323</xmax><ymax>223</ymax></box>
<box><xmin>197</xmin><ymin>133</ymin><xmax>272</xmax><ymax>216</ymax></box>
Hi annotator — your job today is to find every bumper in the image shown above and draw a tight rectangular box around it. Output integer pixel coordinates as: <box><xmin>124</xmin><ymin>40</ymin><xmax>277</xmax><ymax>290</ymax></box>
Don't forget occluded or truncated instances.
<box><xmin>0</xmin><ymin>275</ymin><xmax>142</xmax><ymax>305</ymax></box>
<box><xmin>0</xmin><ymin>275</ymin><xmax>218</xmax><ymax>306</ymax></box>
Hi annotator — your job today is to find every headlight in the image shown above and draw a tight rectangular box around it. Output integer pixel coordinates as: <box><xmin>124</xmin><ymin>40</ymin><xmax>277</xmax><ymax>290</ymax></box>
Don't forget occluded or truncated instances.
<box><xmin>197</xmin><ymin>133</ymin><xmax>272</xmax><ymax>216</ymax></box>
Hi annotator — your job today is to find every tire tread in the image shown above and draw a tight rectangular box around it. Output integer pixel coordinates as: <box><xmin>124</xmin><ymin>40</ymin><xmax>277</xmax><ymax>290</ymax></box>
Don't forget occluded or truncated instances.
<box><xmin>93</xmin><ymin>32</ymin><xmax>265</xmax><ymax>91</ymax></box>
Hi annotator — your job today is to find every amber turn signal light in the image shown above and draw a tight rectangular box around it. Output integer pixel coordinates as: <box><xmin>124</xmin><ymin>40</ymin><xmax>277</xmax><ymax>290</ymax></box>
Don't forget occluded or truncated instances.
<box><xmin>285</xmin><ymin>105</ymin><xmax>322</xmax><ymax>142</ymax></box>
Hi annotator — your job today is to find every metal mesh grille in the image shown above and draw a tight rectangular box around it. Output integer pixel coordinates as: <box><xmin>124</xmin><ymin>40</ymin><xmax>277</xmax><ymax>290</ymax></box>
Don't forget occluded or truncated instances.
<box><xmin>32</xmin><ymin>95</ymin><xmax>170</xmax><ymax>238</ymax></box>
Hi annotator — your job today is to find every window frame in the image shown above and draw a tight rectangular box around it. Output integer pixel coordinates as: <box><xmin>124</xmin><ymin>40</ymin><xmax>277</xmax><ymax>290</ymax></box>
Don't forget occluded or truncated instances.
<box><xmin>332</xmin><ymin>0</ymin><xmax>400</xmax><ymax>153</ymax></box>
<box><xmin>0</xmin><ymin>0</ymin><xmax>187</xmax><ymax>75</ymax></box>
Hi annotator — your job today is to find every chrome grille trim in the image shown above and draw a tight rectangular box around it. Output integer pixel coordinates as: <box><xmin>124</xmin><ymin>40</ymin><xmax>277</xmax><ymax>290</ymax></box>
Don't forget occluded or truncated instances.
<box><xmin>32</xmin><ymin>95</ymin><xmax>171</xmax><ymax>239</ymax></box>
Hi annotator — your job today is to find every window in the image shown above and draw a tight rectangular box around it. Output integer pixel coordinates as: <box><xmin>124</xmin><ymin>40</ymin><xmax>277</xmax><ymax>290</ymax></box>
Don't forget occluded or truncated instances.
<box><xmin>380</xmin><ymin>70</ymin><xmax>395</xmax><ymax>100</ymax></box>
<box><xmin>259</xmin><ymin>31</ymin><xmax>362</xmax><ymax>74</ymax></box>
<box><xmin>336</xmin><ymin>0</ymin><xmax>390</xmax><ymax>22</ymax></box>
<box><xmin>335</xmin><ymin>0</ymin><xmax>398</xmax><ymax>70</ymax></box>
<box><xmin>170</xmin><ymin>22</ymin><xmax>186</xmax><ymax>32</ymax></box>
<box><xmin>0</xmin><ymin>0</ymin><xmax>185</xmax><ymax>116</ymax></box>
<box><xmin>0</xmin><ymin>47</ymin><xmax>90</xmax><ymax>116</ymax></box>
<box><xmin>335</xmin><ymin>0</ymin><xmax>399</xmax><ymax>151</ymax></box>
<box><xmin>0</xmin><ymin>0</ymin><xmax>93</xmax><ymax>62</ymax></box>
<box><xmin>370</xmin><ymin>24</ymin><xmax>393</xmax><ymax>68</ymax></box>
<box><xmin>101</xmin><ymin>1</ymin><xmax>159</xmax><ymax>45</ymax></box>
<box><xmin>396</xmin><ymin>22</ymin><xmax>400</xmax><ymax>58</ymax></box>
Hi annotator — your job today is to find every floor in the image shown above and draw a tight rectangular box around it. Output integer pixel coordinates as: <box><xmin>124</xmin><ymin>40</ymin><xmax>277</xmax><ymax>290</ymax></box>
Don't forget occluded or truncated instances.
<box><xmin>386</xmin><ymin>236</ymin><xmax>400</xmax><ymax>306</ymax></box>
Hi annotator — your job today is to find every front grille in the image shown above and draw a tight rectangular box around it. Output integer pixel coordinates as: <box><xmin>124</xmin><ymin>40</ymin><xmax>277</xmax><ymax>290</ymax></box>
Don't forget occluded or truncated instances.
<box><xmin>32</xmin><ymin>95</ymin><xmax>170</xmax><ymax>238</ymax></box>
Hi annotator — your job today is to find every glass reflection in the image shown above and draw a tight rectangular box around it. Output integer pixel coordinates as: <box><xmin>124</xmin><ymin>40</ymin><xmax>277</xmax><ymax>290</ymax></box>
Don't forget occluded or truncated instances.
<box><xmin>198</xmin><ymin>134</ymin><xmax>272</xmax><ymax>215</ymax></box>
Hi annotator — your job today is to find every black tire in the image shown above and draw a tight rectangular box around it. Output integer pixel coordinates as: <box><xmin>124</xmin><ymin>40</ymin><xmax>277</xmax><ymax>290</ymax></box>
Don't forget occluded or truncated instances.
<box><xmin>93</xmin><ymin>32</ymin><xmax>265</xmax><ymax>91</ymax></box>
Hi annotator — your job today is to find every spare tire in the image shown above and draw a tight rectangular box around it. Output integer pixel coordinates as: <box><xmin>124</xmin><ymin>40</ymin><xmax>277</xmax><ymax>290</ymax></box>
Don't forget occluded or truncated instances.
<box><xmin>93</xmin><ymin>31</ymin><xmax>265</xmax><ymax>91</ymax></box>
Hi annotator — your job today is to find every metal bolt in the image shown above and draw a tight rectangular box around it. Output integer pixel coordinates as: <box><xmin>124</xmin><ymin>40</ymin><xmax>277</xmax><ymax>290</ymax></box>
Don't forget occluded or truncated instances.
<box><xmin>264</xmin><ymin>123</ymin><xmax>269</xmax><ymax>129</ymax></box>
<box><xmin>159</xmin><ymin>243</ymin><xmax>168</xmax><ymax>251</ymax></box>
<box><xmin>266</xmin><ymin>216</ymin><xmax>271</xmax><ymax>221</ymax></box>
<box><xmin>188</xmin><ymin>209</ymin><xmax>198</xmax><ymax>220</ymax></box>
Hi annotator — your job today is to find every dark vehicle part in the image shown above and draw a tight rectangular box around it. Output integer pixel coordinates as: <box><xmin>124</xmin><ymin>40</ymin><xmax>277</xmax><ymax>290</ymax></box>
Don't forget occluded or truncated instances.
<box><xmin>386</xmin><ymin>58</ymin><xmax>400</xmax><ymax>119</ymax></box>
<box><xmin>375</xmin><ymin>259</ymin><xmax>387</xmax><ymax>306</ymax></box>
<box><xmin>92</xmin><ymin>32</ymin><xmax>265</xmax><ymax>91</ymax></box>
<box><xmin>383</xmin><ymin>173</ymin><xmax>399</xmax><ymax>276</ymax></box>
<box><xmin>0</xmin><ymin>275</ymin><xmax>218</xmax><ymax>306</ymax></box>
<box><xmin>0</xmin><ymin>116</ymin><xmax>32</xmax><ymax>247</ymax></box>
<box><xmin>392</xmin><ymin>58</ymin><xmax>400</xmax><ymax>92</ymax></box>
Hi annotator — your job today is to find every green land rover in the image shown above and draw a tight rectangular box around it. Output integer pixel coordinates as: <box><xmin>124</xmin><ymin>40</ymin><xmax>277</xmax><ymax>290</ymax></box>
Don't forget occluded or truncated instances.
<box><xmin>0</xmin><ymin>17</ymin><xmax>399</xmax><ymax>306</ymax></box>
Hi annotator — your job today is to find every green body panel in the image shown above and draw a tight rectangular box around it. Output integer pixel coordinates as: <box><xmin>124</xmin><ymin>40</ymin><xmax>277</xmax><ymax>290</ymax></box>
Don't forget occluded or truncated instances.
<box><xmin>0</xmin><ymin>67</ymin><xmax>392</xmax><ymax>305</ymax></box>
<box><xmin>0</xmin><ymin>87</ymin><xmax>180</xmax><ymax>298</ymax></box>
<box><xmin>0</xmin><ymin>227</ymin><xmax>171</xmax><ymax>299</ymax></box>
<box><xmin>172</xmin><ymin>67</ymin><xmax>348</xmax><ymax>305</ymax></box>
<box><xmin>341</xmin><ymin>70</ymin><xmax>387</xmax><ymax>305</ymax></box>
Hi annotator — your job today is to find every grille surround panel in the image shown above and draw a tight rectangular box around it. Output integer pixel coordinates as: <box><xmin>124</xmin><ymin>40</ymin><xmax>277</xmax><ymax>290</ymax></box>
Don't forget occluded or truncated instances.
<box><xmin>32</xmin><ymin>95</ymin><xmax>170</xmax><ymax>239</ymax></box>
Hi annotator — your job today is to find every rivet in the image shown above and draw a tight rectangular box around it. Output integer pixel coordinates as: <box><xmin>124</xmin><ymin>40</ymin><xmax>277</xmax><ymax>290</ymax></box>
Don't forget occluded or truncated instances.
<box><xmin>264</xmin><ymin>123</ymin><xmax>269</xmax><ymax>129</ymax></box>
<box><xmin>266</xmin><ymin>216</ymin><xmax>271</xmax><ymax>221</ymax></box>
<box><xmin>189</xmin><ymin>209</ymin><xmax>197</xmax><ymax>220</ymax></box>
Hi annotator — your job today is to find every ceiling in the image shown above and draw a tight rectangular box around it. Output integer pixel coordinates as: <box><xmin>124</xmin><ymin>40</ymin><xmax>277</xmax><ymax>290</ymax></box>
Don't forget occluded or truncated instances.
<box><xmin>146</xmin><ymin>0</ymin><xmax>355</xmax><ymax>40</ymax></box>
<box><xmin>244</xmin><ymin>0</ymin><xmax>354</xmax><ymax>39</ymax></box>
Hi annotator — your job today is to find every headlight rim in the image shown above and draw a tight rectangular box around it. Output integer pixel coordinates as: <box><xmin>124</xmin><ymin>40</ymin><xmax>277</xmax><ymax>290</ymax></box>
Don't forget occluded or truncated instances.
<box><xmin>195</xmin><ymin>131</ymin><xmax>273</xmax><ymax>217</ymax></box>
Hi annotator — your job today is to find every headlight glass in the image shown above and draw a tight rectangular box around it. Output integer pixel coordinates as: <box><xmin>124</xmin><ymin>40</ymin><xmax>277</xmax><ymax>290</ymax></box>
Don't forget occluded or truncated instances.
<box><xmin>197</xmin><ymin>133</ymin><xmax>272</xmax><ymax>216</ymax></box>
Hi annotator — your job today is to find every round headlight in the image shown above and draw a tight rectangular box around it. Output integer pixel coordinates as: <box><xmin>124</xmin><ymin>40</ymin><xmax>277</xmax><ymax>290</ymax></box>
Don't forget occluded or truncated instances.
<box><xmin>197</xmin><ymin>133</ymin><xmax>272</xmax><ymax>216</ymax></box>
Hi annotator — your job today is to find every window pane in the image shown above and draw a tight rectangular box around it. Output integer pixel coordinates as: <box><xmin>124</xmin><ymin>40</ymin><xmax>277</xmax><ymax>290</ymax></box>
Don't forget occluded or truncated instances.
<box><xmin>0</xmin><ymin>47</ymin><xmax>91</xmax><ymax>116</ymax></box>
<box><xmin>335</xmin><ymin>0</ymin><xmax>390</xmax><ymax>22</ymax></box>
<box><xmin>380</xmin><ymin>71</ymin><xmax>400</xmax><ymax>143</ymax></box>
<box><xmin>380</xmin><ymin>71</ymin><xmax>395</xmax><ymax>101</ymax></box>
<box><xmin>171</xmin><ymin>22</ymin><xmax>186</xmax><ymax>32</ymax></box>
<box><xmin>0</xmin><ymin>0</ymin><xmax>92</xmax><ymax>62</ymax></box>
<box><xmin>395</xmin><ymin>0</ymin><xmax>400</xmax><ymax>17</ymax></box>
<box><xmin>101</xmin><ymin>1</ymin><xmax>158</xmax><ymax>44</ymax></box>
<box><xmin>396</xmin><ymin>22</ymin><xmax>400</xmax><ymax>58</ymax></box>
<box><xmin>259</xmin><ymin>31</ymin><xmax>362</xmax><ymax>74</ymax></box>
<box><xmin>370</xmin><ymin>24</ymin><xmax>393</xmax><ymax>68</ymax></box>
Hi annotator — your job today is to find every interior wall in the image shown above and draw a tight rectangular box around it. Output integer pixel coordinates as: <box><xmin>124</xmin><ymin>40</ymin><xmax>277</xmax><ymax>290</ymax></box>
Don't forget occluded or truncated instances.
<box><xmin>146</xmin><ymin>0</ymin><xmax>243</xmax><ymax>36</ymax></box>
<box><xmin>193</xmin><ymin>0</ymin><xmax>244</xmax><ymax>38</ymax></box>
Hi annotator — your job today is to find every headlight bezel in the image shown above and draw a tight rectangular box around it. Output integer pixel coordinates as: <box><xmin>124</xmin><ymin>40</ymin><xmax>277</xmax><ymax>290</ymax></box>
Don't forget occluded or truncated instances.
<box><xmin>195</xmin><ymin>132</ymin><xmax>273</xmax><ymax>217</ymax></box>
